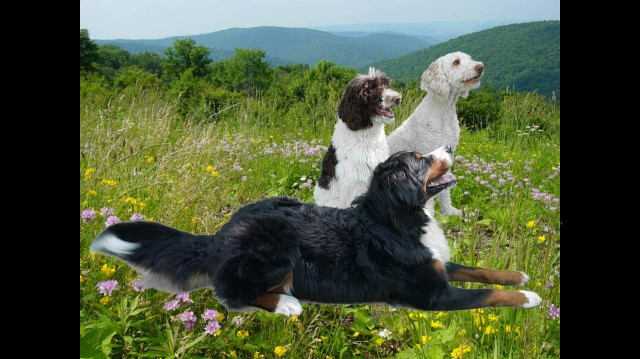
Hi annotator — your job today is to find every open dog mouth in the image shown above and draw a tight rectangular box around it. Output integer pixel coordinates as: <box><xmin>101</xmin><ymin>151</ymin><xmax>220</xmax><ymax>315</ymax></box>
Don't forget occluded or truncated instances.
<box><xmin>375</xmin><ymin>107</ymin><xmax>395</xmax><ymax>118</ymax></box>
<box><xmin>426</xmin><ymin>173</ymin><xmax>456</xmax><ymax>195</ymax></box>
<box><xmin>462</xmin><ymin>74</ymin><xmax>482</xmax><ymax>85</ymax></box>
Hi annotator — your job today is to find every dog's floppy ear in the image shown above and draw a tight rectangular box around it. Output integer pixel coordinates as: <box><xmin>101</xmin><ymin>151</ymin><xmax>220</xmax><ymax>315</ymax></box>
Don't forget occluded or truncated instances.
<box><xmin>381</xmin><ymin>169</ymin><xmax>426</xmax><ymax>208</ymax></box>
<box><xmin>420</xmin><ymin>61</ymin><xmax>449</xmax><ymax>97</ymax></box>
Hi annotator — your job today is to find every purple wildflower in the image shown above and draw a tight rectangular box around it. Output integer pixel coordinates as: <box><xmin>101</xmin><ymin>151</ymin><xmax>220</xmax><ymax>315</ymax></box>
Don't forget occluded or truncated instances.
<box><xmin>100</xmin><ymin>207</ymin><xmax>115</xmax><ymax>216</ymax></box>
<box><xmin>130</xmin><ymin>213</ymin><xmax>145</xmax><ymax>221</ymax></box>
<box><xmin>129</xmin><ymin>280</ymin><xmax>145</xmax><ymax>292</ymax></box>
<box><xmin>179</xmin><ymin>311</ymin><xmax>197</xmax><ymax>328</ymax></box>
<box><xmin>241</xmin><ymin>176</ymin><xmax>247</xmax><ymax>182</ymax></box>
<box><xmin>233</xmin><ymin>164</ymin><xmax>243</xmax><ymax>171</ymax></box>
<box><xmin>547</xmin><ymin>304</ymin><xmax>560</xmax><ymax>320</ymax></box>
<box><xmin>96</xmin><ymin>280</ymin><xmax>119</xmax><ymax>296</ymax></box>
<box><xmin>164</xmin><ymin>300</ymin><xmax>180</xmax><ymax>311</ymax></box>
<box><xmin>81</xmin><ymin>208</ymin><xmax>96</xmax><ymax>222</ymax></box>
<box><xmin>204</xmin><ymin>320</ymin><xmax>221</xmax><ymax>335</ymax></box>
<box><xmin>304</xmin><ymin>148</ymin><xmax>315</xmax><ymax>156</ymax></box>
<box><xmin>202</xmin><ymin>309</ymin><xmax>220</xmax><ymax>321</ymax></box>
<box><xmin>175</xmin><ymin>293</ymin><xmax>192</xmax><ymax>304</ymax></box>
<box><xmin>231</xmin><ymin>316</ymin><xmax>244</xmax><ymax>325</ymax></box>
<box><xmin>105</xmin><ymin>215</ymin><xmax>121</xmax><ymax>227</ymax></box>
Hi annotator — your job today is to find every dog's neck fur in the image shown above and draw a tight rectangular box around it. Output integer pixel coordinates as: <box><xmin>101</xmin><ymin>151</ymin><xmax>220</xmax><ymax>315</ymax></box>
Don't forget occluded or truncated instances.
<box><xmin>424</xmin><ymin>88</ymin><xmax>466</xmax><ymax>111</ymax></box>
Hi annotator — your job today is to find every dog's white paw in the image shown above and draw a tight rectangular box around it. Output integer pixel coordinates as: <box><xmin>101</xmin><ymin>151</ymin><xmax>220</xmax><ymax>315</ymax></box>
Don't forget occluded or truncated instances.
<box><xmin>440</xmin><ymin>207</ymin><xmax>462</xmax><ymax>216</ymax></box>
<box><xmin>519</xmin><ymin>290</ymin><xmax>542</xmax><ymax>308</ymax></box>
<box><xmin>518</xmin><ymin>271</ymin><xmax>530</xmax><ymax>286</ymax></box>
<box><xmin>274</xmin><ymin>295</ymin><xmax>303</xmax><ymax>316</ymax></box>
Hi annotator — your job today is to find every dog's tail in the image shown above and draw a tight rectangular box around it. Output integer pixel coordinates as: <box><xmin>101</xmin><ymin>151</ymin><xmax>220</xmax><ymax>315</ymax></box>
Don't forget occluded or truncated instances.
<box><xmin>90</xmin><ymin>221</ymin><xmax>215</xmax><ymax>293</ymax></box>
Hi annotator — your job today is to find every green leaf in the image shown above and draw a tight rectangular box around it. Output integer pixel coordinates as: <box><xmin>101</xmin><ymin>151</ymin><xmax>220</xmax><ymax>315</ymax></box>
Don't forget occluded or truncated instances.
<box><xmin>477</xmin><ymin>218</ymin><xmax>492</xmax><ymax>226</ymax></box>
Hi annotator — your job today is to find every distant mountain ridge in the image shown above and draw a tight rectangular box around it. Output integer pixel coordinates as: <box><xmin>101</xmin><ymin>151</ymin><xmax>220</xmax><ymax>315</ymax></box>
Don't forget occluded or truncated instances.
<box><xmin>367</xmin><ymin>21</ymin><xmax>560</xmax><ymax>97</ymax></box>
<box><xmin>96</xmin><ymin>26</ymin><xmax>435</xmax><ymax>68</ymax></box>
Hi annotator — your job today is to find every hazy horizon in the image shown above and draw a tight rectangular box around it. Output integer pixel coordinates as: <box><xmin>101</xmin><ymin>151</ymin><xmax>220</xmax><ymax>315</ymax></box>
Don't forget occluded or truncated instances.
<box><xmin>80</xmin><ymin>0</ymin><xmax>559</xmax><ymax>40</ymax></box>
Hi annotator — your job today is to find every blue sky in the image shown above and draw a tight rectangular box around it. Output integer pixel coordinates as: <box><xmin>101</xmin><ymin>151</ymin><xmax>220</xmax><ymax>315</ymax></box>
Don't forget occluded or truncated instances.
<box><xmin>80</xmin><ymin>0</ymin><xmax>560</xmax><ymax>40</ymax></box>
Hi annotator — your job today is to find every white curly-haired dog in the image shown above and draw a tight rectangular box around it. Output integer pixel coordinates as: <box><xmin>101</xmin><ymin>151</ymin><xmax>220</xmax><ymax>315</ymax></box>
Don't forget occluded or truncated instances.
<box><xmin>314</xmin><ymin>67</ymin><xmax>402</xmax><ymax>208</ymax></box>
<box><xmin>386</xmin><ymin>52</ymin><xmax>484</xmax><ymax>216</ymax></box>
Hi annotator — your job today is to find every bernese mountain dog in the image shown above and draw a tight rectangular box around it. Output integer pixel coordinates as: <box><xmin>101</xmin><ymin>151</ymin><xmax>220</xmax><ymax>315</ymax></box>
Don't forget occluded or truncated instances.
<box><xmin>91</xmin><ymin>146</ymin><xmax>541</xmax><ymax>316</ymax></box>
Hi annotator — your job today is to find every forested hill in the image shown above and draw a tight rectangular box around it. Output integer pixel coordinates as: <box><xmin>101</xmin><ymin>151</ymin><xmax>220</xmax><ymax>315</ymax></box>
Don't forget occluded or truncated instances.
<box><xmin>96</xmin><ymin>26</ymin><xmax>434</xmax><ymax>68</ymax></box>
<box><xmin>367</xmin><ymin>21</ymin><xmax>560</xmax><ymax>97</ymax></box>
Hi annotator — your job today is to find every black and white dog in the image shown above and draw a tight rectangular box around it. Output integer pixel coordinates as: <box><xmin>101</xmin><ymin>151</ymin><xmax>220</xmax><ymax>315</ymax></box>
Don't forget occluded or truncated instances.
<box><xmin>91</xmin><ymin>146</ymin><xmax>541</xmax><ymax>316</ymax></box>
<box><xmin>313</xmin><ymin>67</ymin><xmax>401</xmax><ymax>208</ymax></box>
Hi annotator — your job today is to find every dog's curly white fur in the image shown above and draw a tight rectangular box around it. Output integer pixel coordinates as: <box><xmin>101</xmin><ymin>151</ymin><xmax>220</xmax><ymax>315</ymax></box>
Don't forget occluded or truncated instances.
<box><xmin>387</xmin><ymin>52</ymin><xmax>484</xmax><ymax>216</ymax></box>
<box><xmin>314</xmin><ymin>67</ymin><xmax>401</xmax><ymax>208</ymax></box>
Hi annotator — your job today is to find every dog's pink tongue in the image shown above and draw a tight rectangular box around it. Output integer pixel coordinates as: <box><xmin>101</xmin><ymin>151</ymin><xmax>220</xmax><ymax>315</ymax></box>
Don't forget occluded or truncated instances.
<box><xmin>431</xmin><ymin>173</ymin><xmax>455</xmax><ymax>185</ymax></box>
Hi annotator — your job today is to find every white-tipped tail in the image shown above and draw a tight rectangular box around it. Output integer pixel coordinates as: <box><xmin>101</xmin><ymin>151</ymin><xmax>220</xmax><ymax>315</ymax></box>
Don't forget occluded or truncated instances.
<box><xmin>368</xmin><ymin>67</ymin><xmax>380</xmax><ymax>77</ymax></box>
<box><xmin>90</xmin><ymin>232</ymin><xmax>140</xmax><ymax>256</ymax></box>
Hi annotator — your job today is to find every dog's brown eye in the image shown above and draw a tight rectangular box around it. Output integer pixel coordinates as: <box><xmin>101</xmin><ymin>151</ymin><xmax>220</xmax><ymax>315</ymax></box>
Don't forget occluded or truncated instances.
<box><xmin>453</xmin><ymin>59</ymin><xmax>460</xmax><ymax>66</ymax></box>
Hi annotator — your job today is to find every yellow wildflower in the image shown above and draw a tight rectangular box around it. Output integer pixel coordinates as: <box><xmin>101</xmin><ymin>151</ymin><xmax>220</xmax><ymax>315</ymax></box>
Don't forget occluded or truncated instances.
<box><xmin>229</xmin><ymin>351</ymin><xmax>237</xmax><ymax>358</ymax></box>
<box><xmin>320</xmin><ymin>336</ymin><xmax>328</xmax><ymax>342</ymax></box>
<box><xmin>375</xmin><ymin>338</ymin><xmax>384</xmax><ymax>346</ymax></box>
<box><xmin>84</xmin><ymin>168</ymin><xmax>96</xmax><ymax>181</ymax></box>
<box><xmin>218</xmin><ymin>313</ymin><xmax>225</xmax><ymax>321</ymax></box>
<box><xmin>253</xmin><ymin>352</ymin><xmax>263</xmax><ymax>359</ymax></box>
<box><xmin>205</xmin><ymin>165</ymin><xmax>215</xmax><ymax>172</ymax></box>
<box><xmin>494</xmin><ymin>284</ymin><xmax>504</xmax><ymax>289</ymax></box>
<box><xmin>487</xmin><ymin>314</ymin><xmax>499</xmax><ymax>322</ymax></box>
<box><xmin>352</xmin><ymin>331</ymin><xmax>359</xmax><ymax>338</ymax></box>
<box><xmin>537</xmin><ymin>235</ymin><xmax>546</xmax><ymax>244</ymax></box>
<box><xmin>101</xmin><ymin>264</ymin><xmax>116</xmax><ymax>276</ymax></box>
<box><xmin>526</xmin><ymin>220</ymin><xmax>535</xmax><ymax>228</ymax></box>
<box><xmin>100</xmin><ymin>179</ymin><xmax>117</xmax><ymax>187</ymax></box>
<box><xmin>273</xmin><ymin>346</ymin><xmax>287</xmax><ymax>357</ymax></box>
<box><xmin>430</xmin><ymin>320</ymin><xmax>444</xmax><ymax>329</ymax></box>
<box><xmin>182</xmin><ymin>162</ymin><xmax>192</xmax><ymax>169</ymax></box>
<box><xmin>504</xmin><ymin>325</ymin><xmax>511</xmax><ymax>333</ymax></box>
<box><xmin>237</xmin><ymin>330</ymin><xmax>249</xmax><ymax>339</ymax></box>
<box><xmin>515</xmin><ymin>326</ymin><xmax>521</xmax><ymax>335</ymax></box>
<box><xmin>87</xmin><ymin>190</ymin><xmax>98</xmax><ymax>196</ymax></box>
<box><xmin>436</xmin><ymin>311</ymin><xmax>448</xmax><ymax>318</ymax></box>
<box><xmin>484</xmin><ymin>325</ymin><xmax>497</xmax><ymax>335</ymax></box>
<box><xmin>146</xmin><ymin>156</ymin><xmax>154</xmax><ymax>163</ymax></box>
<box><xmin>421</xmin><ymin>335</ymin><xmax>431</xmax><ymax>345</ymax></box>
<box><xmin>326</xmin><ymin>356</ymin><xmax>333</xmax><ymax>359</ymax></box>
<box><xmin>99</xmin><ymin>296</ymin><xmax>111</xmax><ymax>305</ymax></box>
<box><xmin>211</xmin><ymin>171</ymin><xmax>221</xmax><ymax>178</ymax></box>
<box><xmin>451</xmin><ymin>344</ymin><xmax>472</xmax><ymax>359</ymax></box>
<box><xmin>290</xmin><ymin>315</ymin><xmax>299</xmax><ymax>323</ymax></box>
<box><xmin>354</xmin><ymin>349</ymin><xmax>361</xmax><ymax>356</ymax></box>
<box><xmin>414</xmin><ymin>344</ymin><xmax>421</xmax><ymax>349</ymax></box>
<box><xmin>80</xmin><ymin>275</ymin><xmax>84</xmax><ymax>283</ymax></box>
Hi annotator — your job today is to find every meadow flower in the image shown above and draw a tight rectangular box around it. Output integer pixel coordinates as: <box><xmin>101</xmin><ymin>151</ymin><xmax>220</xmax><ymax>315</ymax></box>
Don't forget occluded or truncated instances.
<box><xmin>289</xmin><ymin>315</ymin><xmax>298</xmax><ymax>323</ymax></box>
<box><xmin>229</xmin><ymin>351</ymin><xmax>237</xmax><ymax>358</ymax></box>
<box><xmin>232</xmin><ymin>316</ymin><xmax>244</xmax><ymax>325</ymax></box>
<box><xmin>526</xmin><ymin>220</ymin><xmax>535</xmax><ymax>228</ymax></box>
<box><xmin>130</xmin><ymin>213</ymin><xmax>145</xmax><ymax>221</ymax></box>
<box><xmin>105</xmin><ymin>216</ymin><xmax>120</xmax><ymax>227</ymax></box>
<box><xmin>100</xmin><ymin>264</ymin><xmax>116</xmax><ymax>276</ymax></box>
<box><xmin>204</xmin><ymin>165</ymin><xmax>215</xmax><ymax>172</ymax></box>
<box><xmin>80</xmin><ymin>275</ymin><xmax>84</xmax><ymax>283</ymax></box>
<box><xmin>241</xmin><ymin>176</ymin><xmax>248</xmax><ymax>182</ymax></box>
<box><xmin>504</xmin><ymin>325</ymin><xmax>511</xmax><ymax>333</ymax></box>
<box><xmin>146</xmin><ymin>156</ymin><xmax>154</xmax><ymax>163</ymax></box>
<box><xmin>87</xmin><ymin>189</ymin><xmax>98</xmax><ymax>196</ymax></box>
<box><xmin>211</xmin><ymin>171</ymin><xmax>221</xmax><ymax>178</ymax></box>
<box><xmin>175</xmin><ymin>293</ymin><xmax>192</xmax><ymax>304</ymax></box>
<box><xmin>129</xmin><ymin>280</ymin><xmax>145</xmax><ymax>292</ymax></box>
<box><xmin>96</xmin><ymin>280</ymin><xmax>119</xmax><ymax>296</ymax></box>
<box><xmin>163</xmin><ymin>300</ymin><xmax>180</xmax><ymax>311</ymax></box>
<box><xmin>204</xmin><ymin>320</ymin><xmax>221</xmax><ymax>335</ymax></box>
<box><xmin>81</xmin><ymin>208</ymin><xmax>96</xmax><ymax>222</ymax></box>
<box><xmin>202</xmin><ymin>309</ymin><xmax>220</xmax><ymax>321</ymax></box>
<box><xmin>233</xmin><ymin>164</ymin><xmax>243</xmax><ymax>171</ymax></box>
<box><xmin>179</xmin><ymin>311</ymin><xmax>196</xmax><ymax>328</ymax></box>
<box><xmin>547</xmin><ymin>304</ymin><xmax>560</xmax><ymax>320</ymax></box>
<box><xmin>353</xmin><ymin>331</ymin><xmax>360</xmax><ymax>337</ymax></box>
<box><xmin>451</xmin><ymin>344</ymin><xmax>472</xmax><ymax>359</ymax></box>
<box><xmin>537</xmin><ymin>235</ymin><xmax>546</xmax><ymax>244</ymax></box>
<box><xmin>254</xmin><ymin>352</ymin><xmax>264</xmax><ymax>359</ymax></box>
<box><xmin>430</xmin><ymin>320</ymin><xmax>444</xmax><ymax>329</ymax></box>
<box><xmin>375</xmin><ymin>338</ymin><xmax>385</xmax><ymax>346</ymax></box>
<box><xmin>237</xmin><ymin>329</ymin><xmax>249</xmax><ymax>339</ymax></box>
<box><xmin>378</xmin><ymin>328</ymin><xmax>392</xmax><ymax>339</ymax></box>
<box><xmin>274</xmin><ymin>346</ymin><xmax>288</xmax><ymax>357</ymax></box>
<box><xmin>484</xmin><ymin>325</ymin><xmax>497</xmax><ymax>335</ymax></box>
<box><xmin>435</xmin><ymin>311</ymin><xmax>448</xmax><ymax>318</ymax></box>
<box><xmin>84</xmin><ymin>167</ymin><xmax>97</xmax><ymax>181</ymax></box>
<box><xmin>99</xmin><ymin>296</ymin><xmax>111</xmax><ymax>305</ymax></box>
<box><xmin>487</xmin><ymin>313</ymin><xmax>499</xmax><ymax>322</ymax></box>
<box><xmin>100</xmin><ymin>179</ymin><xmax>117</xmax><ymax>187</ymax></box>
<box><xmin>100</xmin><ymin>207</ymin><xmax>115</xmax><ymax>216</ymax></box>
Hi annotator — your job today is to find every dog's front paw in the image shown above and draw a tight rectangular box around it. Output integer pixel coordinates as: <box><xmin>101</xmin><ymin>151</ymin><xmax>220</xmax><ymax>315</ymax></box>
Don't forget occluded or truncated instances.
<box><xmin>440</xmin><ymin>207</ymin><xmax>462</xmax><ymax>216</ymax></box>
<box><xmin>517</xmin><ymin>271</ymin><xmax>530</xmax><ymax>286</ymax></box>
<box><xmin>274</xmin><ymin>295</ymin><xmax>303</xmax><ymax>316</ymax></box>
<box><xmin>518</xmin><ymin>291</ymin><xmax>542</xmax><ymax>308</ymax></box>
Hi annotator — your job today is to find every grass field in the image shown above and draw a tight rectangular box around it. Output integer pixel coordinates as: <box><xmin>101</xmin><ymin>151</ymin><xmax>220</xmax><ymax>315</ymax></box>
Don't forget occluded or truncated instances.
<box><xmin>80</xmin><ymin>82</ymin><xmax>559</xmax><ymax>358</ymax></box>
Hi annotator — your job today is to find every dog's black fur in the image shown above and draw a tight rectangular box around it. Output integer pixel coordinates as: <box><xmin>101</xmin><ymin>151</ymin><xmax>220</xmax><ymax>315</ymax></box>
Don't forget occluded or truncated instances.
<box><xmin>91</xmin><ymin>149</ymin><xmax>540</xmax><ymax>315</ymax></box>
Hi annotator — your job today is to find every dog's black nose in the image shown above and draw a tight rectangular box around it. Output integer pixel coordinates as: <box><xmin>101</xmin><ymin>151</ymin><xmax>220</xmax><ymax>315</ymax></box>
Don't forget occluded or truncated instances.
<box><xmin>476</xmin><ymin>64</ymin><xmax>484</xmax><ymax>74</ymax></box>
<box><xmin>444</xmin><ymin>145</ymin><xmax>453</xmax><ymax>153</ymax></box>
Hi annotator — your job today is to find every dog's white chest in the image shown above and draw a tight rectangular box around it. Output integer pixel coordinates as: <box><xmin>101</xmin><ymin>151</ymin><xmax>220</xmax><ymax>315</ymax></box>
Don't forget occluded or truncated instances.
<box><xmin>420</xmin><ymin>211</ymin><xmax>450</xmax><ymax>263</ymax></box>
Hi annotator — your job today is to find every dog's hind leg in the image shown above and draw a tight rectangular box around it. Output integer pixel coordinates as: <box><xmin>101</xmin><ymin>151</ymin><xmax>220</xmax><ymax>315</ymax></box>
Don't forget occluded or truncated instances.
<box><xmin>437</xmin><ymin>188</ymin><xmax>461</xmax><ymax>216</ymax></box>
<box><xmin>424</xmin><ymin>286</ymin><xmax>541</xmax><ymax>310</ymax></box>
<box><xmin>445</xmin><ymin>262</ymin><xmax>530</xmax><ymax>286</ymax></box>
<box><xmin>247</xmin><ymin>272</ymin><xmax>302</xmax><ymax>316</ymax></box>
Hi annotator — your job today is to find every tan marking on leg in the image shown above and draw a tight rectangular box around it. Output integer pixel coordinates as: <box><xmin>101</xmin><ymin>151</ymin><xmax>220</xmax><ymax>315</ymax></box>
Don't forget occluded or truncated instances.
<box><xmin>249</xmin><ymin>293</ymin><xmax>281</xmax><ymax>312</ymax></box>
<box><xmin>484</xmin><ymin>290</ymin><xmax>529</xmax><ymax>307</ymax></box>
<box><xmin>433</xmin><ymin>260</ymin><xmax>446</xmax><ymax>274</ymax></box>
<box><xmin>267</xmin><ymin>271</ymin><xmax>293</xmax><ymax>294</ymax></box>
<box><xmin>449</xmin><ymin>267</ymin><xmax>524</xmax><ymax>285</ymax></box>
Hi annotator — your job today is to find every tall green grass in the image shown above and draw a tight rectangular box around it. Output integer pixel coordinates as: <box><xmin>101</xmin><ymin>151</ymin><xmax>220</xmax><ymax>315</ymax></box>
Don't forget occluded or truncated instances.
<box><xmin>80</xmin><ymin>82</ymin><xmax>559</xmax><ymax>358</ymax></box>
